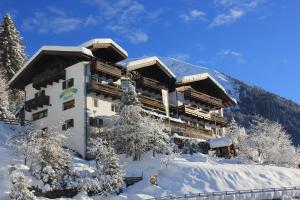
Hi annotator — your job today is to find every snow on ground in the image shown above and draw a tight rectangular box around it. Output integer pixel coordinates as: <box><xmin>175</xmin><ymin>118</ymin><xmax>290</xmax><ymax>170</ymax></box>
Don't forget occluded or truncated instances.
<box><xmin>0</xmin><ymin>121</ymin><xmax>25</xmax><ymax>199</ymax></box>
<box><xmin>1</xmin><ymin>121</ymin><xmax>300</xmax><ymax>200</ymax></box>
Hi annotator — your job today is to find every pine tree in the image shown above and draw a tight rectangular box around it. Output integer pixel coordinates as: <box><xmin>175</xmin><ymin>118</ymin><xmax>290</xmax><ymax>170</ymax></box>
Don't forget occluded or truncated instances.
<box><xmin>0</xmin><ymin>13</ymin><xmax>26</xmax><ymax>80</ymax></box>
<box><xmin>9</xmin><ymin>170</ymin><xmax>37</xmax><ymax>200</ymax></box>
<box><xmin>0</xmin><ymin>13</ymin><xmax>26</xmax><ymax>116</ymax></box>
<box><xmin>0</xmin><ymin>71</ymin><xmax>13</xmax><ymax>119</ymax></box>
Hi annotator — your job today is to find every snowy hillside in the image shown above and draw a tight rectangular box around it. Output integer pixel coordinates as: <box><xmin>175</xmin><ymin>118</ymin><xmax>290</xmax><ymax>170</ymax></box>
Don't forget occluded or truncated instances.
<box><xmin>159</xmin><ymin>57</ymin><xmax>300</xmax><ymax>146</ymax></box>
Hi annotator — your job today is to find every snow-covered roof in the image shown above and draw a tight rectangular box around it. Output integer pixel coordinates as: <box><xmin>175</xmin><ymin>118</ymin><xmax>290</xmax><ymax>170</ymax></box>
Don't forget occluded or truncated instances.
<box><xmin>127</xmin><ymin>56</ymin><xmax>176</xmax><ymax>79</ymax></box>
<box><xmin>9</xmin><ymin>46</ymin><xmax>93</xmax><ymax>88</ymax></box>
<box><xmin>180</xmin><ymin>73</ymin><xmax>237</xmax><ymax>106</ymax></box>
<box><xmin>181</xmin><ymin>73</ymin><xmax>226</xmax><ymax>93</ymax></box>
<box><xmin>209</xmin><ymin>137</ymin><xmax>232</xmax><ymax>149</ymax></box>
<box><xmin>80</xmin><ymin>38</ymin><xmax>128</xmax><ymax>57</ymax></box>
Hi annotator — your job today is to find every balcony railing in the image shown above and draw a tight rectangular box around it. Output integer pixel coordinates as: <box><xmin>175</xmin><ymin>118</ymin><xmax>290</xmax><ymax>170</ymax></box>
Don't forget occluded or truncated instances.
<box><xmin>177</xmin><ymin>86</ymin><xmax>223</xmax><ymax>108</ymax></box>
<box><xmin>32</xmin><ymin>68</ymin><xmax>65</xmax><ymax>90</ymax></box>
<box><xmin>87</xmin><ymin>80</ymin><xmax>121</xmax><ymax>98</ymax></box>
<box><xmin>90</xmin><ymin>61</ymin><xmax>122</xmax><ymax>79</ymax></box>
<box><xmin>184</xmin><ymin>124</ymin><xmax>213</xmax><ymax>140</ymax></box>
<box><xmin>179</xmin><ymin>105</ymin><xmax>227</xmax><ymax>127</ymax></box>
<box><xmin>136</xmin><ymin>77</ymin><xmax>168</xmax><ymax>92</ymax></box>
<box><xmin>168</xmin><ymin>120</ymin><xmax>213</xmax><ymax>140</ymax></box>
<box><xmin>25</xmin><ymin>95</ymin><xmax>50</xmax><ymax>112</ymax></box>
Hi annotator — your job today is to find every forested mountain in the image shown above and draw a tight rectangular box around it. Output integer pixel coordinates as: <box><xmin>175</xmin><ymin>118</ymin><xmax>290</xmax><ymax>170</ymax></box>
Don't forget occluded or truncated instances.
<box><xmin>160</xmin><ymin>57</ymin><xmax>300</xmax><ymax>146</ymax></box>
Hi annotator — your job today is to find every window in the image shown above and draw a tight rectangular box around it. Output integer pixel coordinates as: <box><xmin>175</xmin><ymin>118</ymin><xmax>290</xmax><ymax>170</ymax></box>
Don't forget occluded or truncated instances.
<box><xmin>111</xmin><ymin>104</ymin><xmax>119</xmax><ymax>112</ymax></box>
<box><xmin>32</xmin><ymin>110</ymin><xmax>48</xmax><ymax>121</ymax></box>
<box><xmin>63</xmin><ymin>99</ymin><xmax>75</xmax><ymax>110</ymax></box>
<box><xmin>62</xmin><ymin>119</ymin><xmax>74</xmax><ymax>130</ymax></box>
<box><xmin>89</xmin><ymin>117</ymin><xmax>103</xmax><ymax>127</ymax></box>
<box><xmin>62</xmin><ymin>78</ymin><xmax>74</xmax><ymax>90</ymax></box>
<box><xmin>35</xmin><ymin>90</ymin><xmax>45</xmax><ymax>98</ymax></box>
<box><xmin>93</xmin><ymin>98</ymin><xmax>98</xmax><ymax>107</ymax></box>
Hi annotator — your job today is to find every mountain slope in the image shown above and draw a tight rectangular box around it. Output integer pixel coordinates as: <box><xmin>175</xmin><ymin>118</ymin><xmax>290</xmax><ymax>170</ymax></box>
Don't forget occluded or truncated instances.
<box><xmin>160</xmin><ymin>57</ymin><xmax>300</xmax><ymax>146</ymax></box>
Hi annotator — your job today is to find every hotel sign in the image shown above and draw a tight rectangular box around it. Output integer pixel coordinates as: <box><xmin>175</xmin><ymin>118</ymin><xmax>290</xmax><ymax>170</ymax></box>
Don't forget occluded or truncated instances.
<box><xmin>60</xmin><ymin>87</ymin><xmax>78</xmax><ymax>101</ymax></box>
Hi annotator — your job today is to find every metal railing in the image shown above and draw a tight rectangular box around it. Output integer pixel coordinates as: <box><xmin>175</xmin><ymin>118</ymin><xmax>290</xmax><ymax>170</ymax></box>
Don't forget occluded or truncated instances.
<box><xmin>146</xmin><ymin>186</ymin><xmax>300</xmax><ymax>200</ymax></box>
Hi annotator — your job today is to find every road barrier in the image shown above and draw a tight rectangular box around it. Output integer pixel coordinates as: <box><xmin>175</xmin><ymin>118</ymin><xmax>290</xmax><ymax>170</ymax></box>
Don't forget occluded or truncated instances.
<box><xmin>146</xmin><ymin>186</ymin><xmax>300</xmax><ymax>200</ymax></box>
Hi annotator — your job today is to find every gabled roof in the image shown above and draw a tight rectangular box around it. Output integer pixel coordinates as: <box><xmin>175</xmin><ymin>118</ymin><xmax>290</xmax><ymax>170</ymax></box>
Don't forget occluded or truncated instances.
<box><xmin>127</xmin><ymin>56</ymin><xmax>176</xmax><ymax>79</ymax></box>
<box><xmin>179</xmin><ymin>73</ymin><xmax>237</xmax><ymax>107</ymax></box>
<box><xmin>80</xmin><ymin>38</ymin><xmax>128</xmax><ymax>63</ymax></box>
<box><xmin>181</xmin><ymin>73</ymin><xmax>226</xmax><ymax>92</ymax></box>
<box><xmin>9</xmin><ymin>46</ymin><xmax>93</xmax><ymax>89</ymax></box>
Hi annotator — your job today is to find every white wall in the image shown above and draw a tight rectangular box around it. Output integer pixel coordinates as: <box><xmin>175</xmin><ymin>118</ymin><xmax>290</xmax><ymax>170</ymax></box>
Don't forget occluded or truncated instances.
<box><xmin>24</xmin><ymin>62</ymin><xmax>88</xmax><ymax>157</ymax></box>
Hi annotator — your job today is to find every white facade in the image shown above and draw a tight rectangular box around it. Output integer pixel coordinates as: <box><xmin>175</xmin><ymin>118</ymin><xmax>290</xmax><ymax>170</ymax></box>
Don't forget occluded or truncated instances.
<box><xmin>25</xmin><ymin>62</ymin><xmax>88</xmax><ymax>157</ymax></box>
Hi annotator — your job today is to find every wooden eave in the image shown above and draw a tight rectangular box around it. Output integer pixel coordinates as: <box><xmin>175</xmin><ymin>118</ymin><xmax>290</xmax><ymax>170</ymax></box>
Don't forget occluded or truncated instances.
<box><xmin>9</xmin><ymin>50</ymin><xmax>92</xmax><ymax>89</ymax></box>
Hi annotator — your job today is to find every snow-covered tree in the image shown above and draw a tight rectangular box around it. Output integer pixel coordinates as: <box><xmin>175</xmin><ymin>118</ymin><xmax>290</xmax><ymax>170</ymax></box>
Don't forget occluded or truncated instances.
<box><xmin>7</xmin><ymin>123</ymin><xmax>39</xmax><ymax>165</ymax></box>
<box><xmin>102</xmin><ymin>78</ymin><xmax>172</xmax><ymax>160</ymax></box>
<box><xmin>226</xmin><ymin>116</ymin><xmax>300</xmax><ymax>167</ymax></box>
<box><xmin>9</xmin><ymin>122</ymin><xmax>71</xmax><ymax>191</ymax></box>
<box><xmin>84</xmin><ymin>138</ymin><xmax>124</xmax><ymax>196</ymax></box>
<box><xmin>0</xmin><ymin>13</ymin><xmax>26</xmax><ymax>80</ymax></box>
<box><xmin>0</xmin><ymin>13</ymin><xmax>26</xmax><ymax>116</ymax></box>
<box><xmin>9</xmin><ymin>170</ymin><xmax>36</xmax><ymax>200</ymax></box>
<box><xmin>245</xmin><ymin>116</ymin><xmax>300</xmax><ymax>167</ymax></box>
<box><xmin>31</xmin><ymin>127</ymin><xmax>70</xmax><ymax>191</ymax></box>
<box><xmin>0</xmin><ymin>71</ymin><xmax>13</xmax><ymax>119</ymax></box>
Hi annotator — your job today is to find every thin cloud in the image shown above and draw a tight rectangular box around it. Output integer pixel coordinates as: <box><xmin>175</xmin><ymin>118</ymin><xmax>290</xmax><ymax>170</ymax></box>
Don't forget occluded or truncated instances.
<box><xmin>179</xmin><ymin>9</ymin><xmax>206</xmax><ymax>22</ymax></box>
<box><xmin>22</xmin><ymin>7</ymin><xmax>94</xmax><ymax>34</ymax></box>
<box><xmin>84</xmin><ymin>0</ymin><xmax>161</xmax><ymax>44</ymax></box>
<box><xmin>218</xmin><ymin>49</ymin><xmax>242</xmax><ymax>57</ymax></box>
<box><xmin>210</xmin><ymin>0</ymin><xmax>263</xmax><ymax>28</ymax></box>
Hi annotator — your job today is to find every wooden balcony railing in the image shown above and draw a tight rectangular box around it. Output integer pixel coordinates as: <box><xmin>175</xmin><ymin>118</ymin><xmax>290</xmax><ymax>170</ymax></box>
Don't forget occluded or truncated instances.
<box><xmin>177</xmin><ymin>86</ymin><xmax>223</xmax><ymax>108</ymax></box>
<box><xmin>168</xmin><ymin>120</ymin><xmax>213</xmax><ymax>140</ymax></box>
<box><xmin>139</xmin><ymin>95</ymin><xmax>165</xmax><ymax>110</ymax></box>
<box><xmin>32</xmin><ymin>68</ymin><xmax>65</xmax><ymax>90</ymax></box>
<box><xmin>87</xmin><ymin>80</ymin><xmax>121</xmax><ymax>98</ymax></box>
<box><xmin>211</xmin><ymin>113</ymin><xmax>227</xmax><ymax>126</ymax></box>
<box><xmin>90</xmin><ymin>61</ymin><xmax>122</xmax><ymax>79</ymax></box>
<box><xmin>136</xmin><ymin>77</ymin><xmax>168</xmax><ymax>92</ymax></box>
<box><xmin>25</xmin><ymin>95</ymin><xmax>50</xmax><ymax>112</ymax></box>
<box><xmin>184</xmin><ymin>124</ymin><xmax>213</xmax><ymax>140</ymax></box>
<box><xmin>179</xmin><ymin>105</ymin><xmax>227</xmax><ymax>127</ymax></box>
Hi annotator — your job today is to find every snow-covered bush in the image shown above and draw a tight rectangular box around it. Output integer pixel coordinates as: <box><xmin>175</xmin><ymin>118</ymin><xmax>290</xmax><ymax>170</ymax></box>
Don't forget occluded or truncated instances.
<box><xmin>84</xmin><ymin>138</ymin><xmax>124</xmax><ymax>196</ymax></box>
<box><xmin>9</xmin><ymin>170</ymin><xmax>36</xmax><ymax>200</ymax></box>
<box><xmin>226</xmin><ymin>119</ymin><xmax>247</xmax><ymax>155</ymax></box>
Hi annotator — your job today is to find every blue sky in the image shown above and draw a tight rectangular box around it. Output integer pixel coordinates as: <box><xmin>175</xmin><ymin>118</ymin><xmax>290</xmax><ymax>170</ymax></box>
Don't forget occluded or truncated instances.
<box><xmin>1</xmin><ymin>0</ymin><xmax>300</xmax><ymax>103</ymax></box>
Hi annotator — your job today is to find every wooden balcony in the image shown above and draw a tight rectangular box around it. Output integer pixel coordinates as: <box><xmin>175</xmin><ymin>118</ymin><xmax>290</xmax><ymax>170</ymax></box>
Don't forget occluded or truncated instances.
<box><xmin>87</xmin><ymin>80</ymin><xmax>122</xmax><ymax>99</ymax></box>
<box><xmin>177</xmin><ymin>86</ymin><xmax>223</xmax><ymax>108</ymax></box>
<box><xmin>25</xmin><ymin>95</ymin><xmax>50</xmax><ymax>112</ymax></box>
<box><xmin>211</xmin><ymin>113</ymin><xmax>227</xmax><ymax>126</ymax></box>
<box><xmin>90</xmin><ymin>60</ymin><xmax>122</xmax><ymax>80</ymax></box>
<box><xmin>184</xmin><ymin>124</ymin><xmax>213</xmax><ymax>140</ymax></box>
<box><xmin>140</xmin><ymin>95</ymin><xmax>177</xmax><ymax>112</ymax></box>
<box><xmin>32</xmin><ymin>68</ymin><xmax>65</xmax><ymax>90</ymax></box>
<box><xmin>179</xmin><ymin>105</ymin><xmax>227</xmax><ymax>127</ymax></box>
<box><xmin>136</xmin><ymin>77</ymin><xmax>168</xmax><ymax>92</ymax></box>
<box><xmin>168</xmin><ymin>120</ymin><xmax>213</xmax><ymax>140</ymax></box>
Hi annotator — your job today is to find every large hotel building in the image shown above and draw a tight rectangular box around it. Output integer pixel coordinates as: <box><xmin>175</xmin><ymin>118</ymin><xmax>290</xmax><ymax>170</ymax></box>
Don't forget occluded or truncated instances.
<box><xmin>9</xmin><ymin>39</ymin><xmax>236</xmax><ymax>158</ymax></box>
